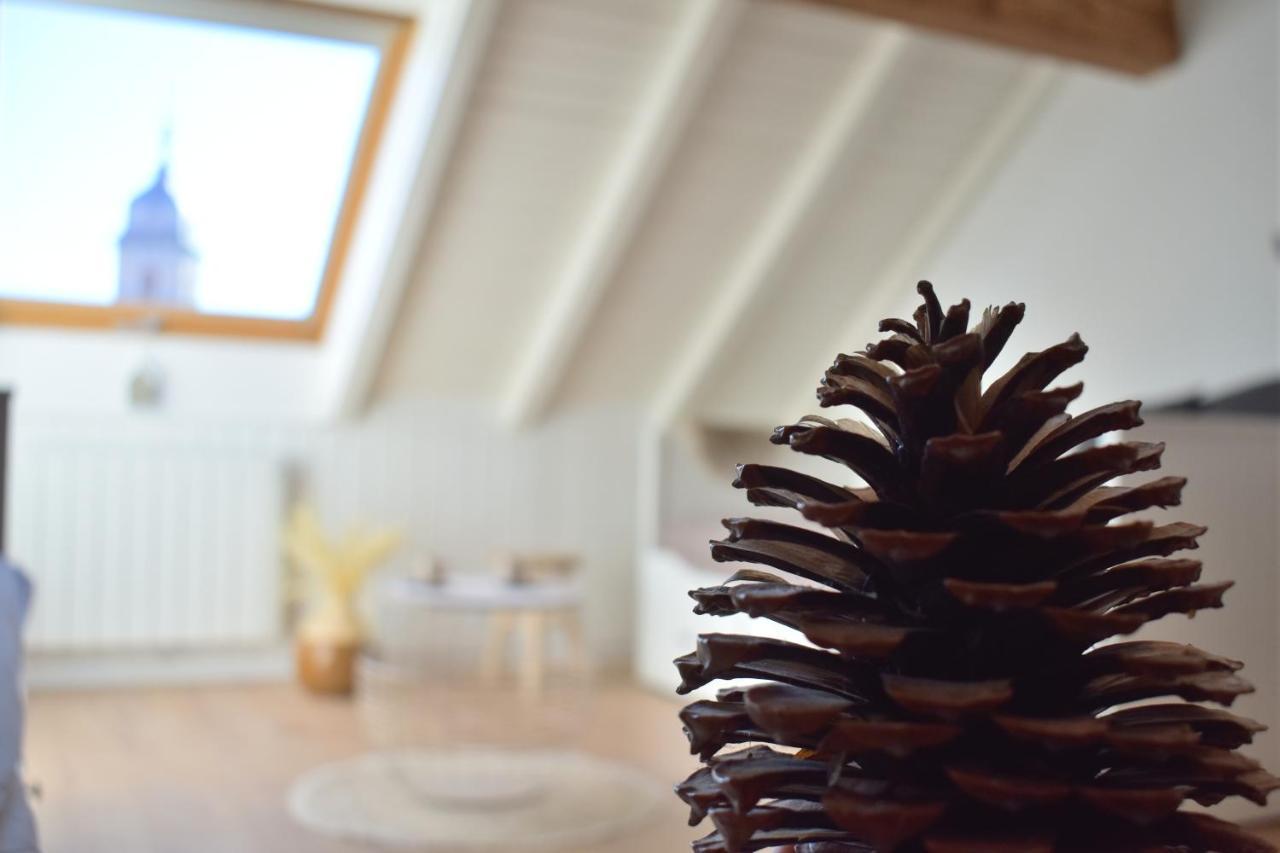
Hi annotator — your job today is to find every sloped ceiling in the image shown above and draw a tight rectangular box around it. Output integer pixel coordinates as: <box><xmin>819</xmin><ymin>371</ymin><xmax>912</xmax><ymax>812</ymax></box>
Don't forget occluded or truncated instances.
<box><xmin>373</xmin><ymin>0</ymin><xmax>1054</xmax><ymax>426</ymax></box>
<box><xmin>554</xmin><ymin>2</ymin><xmax>884</xmax><ymax>412</ymax></box>
<box><xmin>376</xmin><ymin>0</ymin><xmax>683</xmax><ymax>399</ymax></box>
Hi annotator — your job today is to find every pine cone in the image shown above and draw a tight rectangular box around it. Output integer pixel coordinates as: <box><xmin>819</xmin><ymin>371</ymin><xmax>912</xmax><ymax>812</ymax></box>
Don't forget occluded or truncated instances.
<box><xmin>675</xmin><ymin>283</ymin><xmax>1279</xmax><ymax>852</ymax></box>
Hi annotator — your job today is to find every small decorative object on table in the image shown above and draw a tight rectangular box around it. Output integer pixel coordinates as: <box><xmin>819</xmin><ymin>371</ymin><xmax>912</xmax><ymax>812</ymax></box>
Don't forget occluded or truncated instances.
<box><xmin>675</xmin><ymin>283</ymin><xmax>1279</xmax><ymax>852</ymax></box>
<box><xmin>284</xmin><ymin>504</ymin><xmax>399</xmax><ymax>695</ymax></box>
<box><xmin>409</xmin><ymin>553</ymin><xmax>447</xmax><ymax>586</ymax></box>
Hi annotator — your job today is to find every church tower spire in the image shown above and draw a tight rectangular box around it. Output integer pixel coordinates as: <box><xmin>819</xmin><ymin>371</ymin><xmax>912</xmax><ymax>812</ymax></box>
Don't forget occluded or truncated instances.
<box><xmin>116</xmin><ymin>125</ymin><xmax>197</xmax><ymax>307</ymax></box>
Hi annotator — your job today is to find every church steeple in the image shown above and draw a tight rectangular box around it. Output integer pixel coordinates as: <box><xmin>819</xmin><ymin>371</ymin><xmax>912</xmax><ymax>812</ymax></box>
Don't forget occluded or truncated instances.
<box><xmin>117</xmin><ymin>131</ymin><xmax>197</xmax><ymax>307</ymax></box>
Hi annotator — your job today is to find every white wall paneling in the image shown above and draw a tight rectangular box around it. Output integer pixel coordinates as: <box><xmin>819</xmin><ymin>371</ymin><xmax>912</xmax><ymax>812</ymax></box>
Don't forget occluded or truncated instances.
<box><xmin>11</xmin><ymin>418</ymin><xmax>283</xmax><ymax>650</ymax></box>
<box><xmin>6</xmin><ymin>398</ymin><xmax>641</xmax><ymax>669</ymax></box>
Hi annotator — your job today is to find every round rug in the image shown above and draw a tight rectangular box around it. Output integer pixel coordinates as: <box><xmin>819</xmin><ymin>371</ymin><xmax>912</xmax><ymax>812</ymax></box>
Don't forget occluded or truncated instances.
<box><xmin>287</xmin><ymin>748</ymin><xmax>667</xmax><ymax>850</ymax></box>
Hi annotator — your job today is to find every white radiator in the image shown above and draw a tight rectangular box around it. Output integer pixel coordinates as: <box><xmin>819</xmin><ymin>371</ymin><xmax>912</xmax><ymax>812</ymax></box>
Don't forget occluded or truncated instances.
<box><xmin>7</xmin><ymin>418</ymin><xmax>285</xmax><ymax>651</ymax></box>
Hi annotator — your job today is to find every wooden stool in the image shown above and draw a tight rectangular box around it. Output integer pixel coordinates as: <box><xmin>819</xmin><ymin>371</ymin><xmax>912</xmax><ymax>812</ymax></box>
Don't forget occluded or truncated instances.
<box><xmin>481</xmin><ymin>552</ymin><xmax>586</xmax><ymax>698</ymax></box>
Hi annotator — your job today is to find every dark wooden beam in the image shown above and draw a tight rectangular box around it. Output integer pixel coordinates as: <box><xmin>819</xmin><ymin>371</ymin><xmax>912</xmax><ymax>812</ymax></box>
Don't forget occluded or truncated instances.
<box><xmin>802</xmin><ymin>0</ymin><xmax>1180</xmax><ymax>75</ymax></box>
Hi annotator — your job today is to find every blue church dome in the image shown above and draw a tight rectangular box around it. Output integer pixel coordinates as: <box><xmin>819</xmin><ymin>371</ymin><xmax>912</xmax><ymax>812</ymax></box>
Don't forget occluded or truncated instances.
<box><xmin>119</xmin><ymin>165</ymin><xmax>193</xmax><ymax>253</ymax></box>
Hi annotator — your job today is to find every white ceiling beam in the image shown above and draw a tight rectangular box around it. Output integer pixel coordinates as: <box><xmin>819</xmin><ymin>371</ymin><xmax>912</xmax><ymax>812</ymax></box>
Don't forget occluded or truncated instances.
<box><xmin>317</xmin><ymin>0</ymin><xmax>500</xmax><ymax>420</ymax></box>
<box><xmin>499</xmin><ymin>0</ymin><xmax>744</xmax><ymax>428</ymax></box>
<box><xmin>648</xmin><ymin>26</ymin><xmax>909</xmax><ymax>430</ymax></box>
<box><xmin>784</xmin><ymin>60</ymin><xmax>1060</xmax><ymax>418</ymax></box>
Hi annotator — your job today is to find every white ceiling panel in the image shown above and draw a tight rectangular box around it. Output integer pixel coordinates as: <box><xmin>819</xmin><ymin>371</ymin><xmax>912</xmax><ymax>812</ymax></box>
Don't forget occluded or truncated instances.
<box><xmin>692</xmin><ymin>31</ymin><xmax>1032</xmax><ymax>426</ymax></box>
<box><xmin>377</xmin><ymin>0</ymin><xmax>681</xmax><ymax>398</ymax></box>
<box><xmin>554</xmin><ymin>0</ymin><xmax>879</xmax><ymax>408</ymax></box>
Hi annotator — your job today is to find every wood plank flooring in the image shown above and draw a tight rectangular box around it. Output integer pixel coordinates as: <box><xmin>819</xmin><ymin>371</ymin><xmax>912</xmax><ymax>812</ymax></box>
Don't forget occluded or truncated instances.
<box><xmin>24</xmin><ymin>682</ymin><xmax>700</xmax><ymax>852</ymax></box>
<box><xmin>22</xmin><ymin>682</ymin><xmax>1280</xmax><ymax>851</ymax></box>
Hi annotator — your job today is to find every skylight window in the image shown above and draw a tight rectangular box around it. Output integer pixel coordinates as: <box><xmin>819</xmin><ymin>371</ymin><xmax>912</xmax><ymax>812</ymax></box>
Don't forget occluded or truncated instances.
<box><xmin>0</xmin><ymin>0</ymin><xmax>408</xmax><ymax>338</ymax></box>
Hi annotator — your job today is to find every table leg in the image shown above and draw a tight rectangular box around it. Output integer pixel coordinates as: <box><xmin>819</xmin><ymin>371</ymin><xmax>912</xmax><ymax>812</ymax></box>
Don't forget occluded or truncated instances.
<box><xmin>557</xmin><ymin>608</ymin><xmax>588</xmax><ymax>678</ymax></box>
<box><xmin>517</xmin><ymin>611</ymin><xmax>547</xmax><ymax>699</ymax></box>
<box><xmin>481</xmin><ymin>610</ymin><xmax>515</xmax><ymax>686</ymax></box>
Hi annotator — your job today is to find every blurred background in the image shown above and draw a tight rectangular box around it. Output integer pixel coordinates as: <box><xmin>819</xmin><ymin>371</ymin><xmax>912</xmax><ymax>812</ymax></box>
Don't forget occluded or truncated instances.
<box><xmin>0</xmin><ymin>0</ymin><xmax>1275</xmax><ymax>850</ymax></box>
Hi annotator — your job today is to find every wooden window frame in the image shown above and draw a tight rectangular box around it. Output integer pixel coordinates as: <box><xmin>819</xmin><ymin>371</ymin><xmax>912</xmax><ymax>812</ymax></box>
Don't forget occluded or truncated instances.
<box><xmin>0</xmin><ymin>0</ymin><xmax>414</xmax><ymax>341</ymax></box>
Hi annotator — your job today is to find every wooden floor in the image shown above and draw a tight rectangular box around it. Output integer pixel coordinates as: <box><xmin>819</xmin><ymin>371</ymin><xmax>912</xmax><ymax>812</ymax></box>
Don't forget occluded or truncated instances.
<box><xmin>22</xmin><ymin>681</ymin><xmax>1280</xmax><ymax>852</ymax></box>
<box><xmin>24</xmin><ymin>681</ymin><xmax>702</xmax><ymax>852</ymax></box>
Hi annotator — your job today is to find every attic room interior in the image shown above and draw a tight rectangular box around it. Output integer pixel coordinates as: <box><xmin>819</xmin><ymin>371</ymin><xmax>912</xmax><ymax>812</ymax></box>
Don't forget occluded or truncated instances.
<box><xmin>0</xmin><ymin>0</ymin><xmax>1276</xmax><ymax>850</ymax></box>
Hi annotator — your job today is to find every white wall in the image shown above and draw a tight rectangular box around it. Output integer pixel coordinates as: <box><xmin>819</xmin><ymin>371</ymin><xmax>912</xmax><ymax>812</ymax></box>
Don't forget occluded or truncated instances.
<box><xmin>0</xmin><ymin>326</ymin><xmax>317</xmax><ymax>419</ymax></box>
<box><xmin>1129</xmin><ymin>414</ymin><xmax>1280</xmax><ymax>821</ymax></box>
<box><xmin>908</xmin><ymin>0</ymin><xmax>1278</xmax><ymax>410</ymax></box>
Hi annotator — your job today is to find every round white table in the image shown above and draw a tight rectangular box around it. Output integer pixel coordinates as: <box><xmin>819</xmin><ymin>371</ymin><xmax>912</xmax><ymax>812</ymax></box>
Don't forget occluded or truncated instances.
<box><xmin>379</xmin><ymin>575</ymin><xmax>586</xmax><ymax>696</ymax></box>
